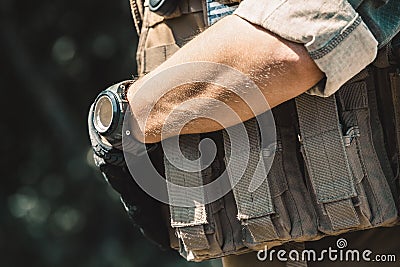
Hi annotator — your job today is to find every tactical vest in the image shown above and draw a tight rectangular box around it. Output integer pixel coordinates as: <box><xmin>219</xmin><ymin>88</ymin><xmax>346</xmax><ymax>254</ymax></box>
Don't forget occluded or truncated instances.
<box><xmin>129</xmin><ymin>0</ymin><xmax>400</xmax><ymax>263</ymax></box>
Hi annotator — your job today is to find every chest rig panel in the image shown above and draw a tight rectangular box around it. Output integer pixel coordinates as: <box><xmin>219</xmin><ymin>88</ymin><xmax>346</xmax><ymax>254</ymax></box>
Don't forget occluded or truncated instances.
<box><xmin>129</xmin><ymin>0</ymin><xmax>400</xmax><ymax>263</ymax></box>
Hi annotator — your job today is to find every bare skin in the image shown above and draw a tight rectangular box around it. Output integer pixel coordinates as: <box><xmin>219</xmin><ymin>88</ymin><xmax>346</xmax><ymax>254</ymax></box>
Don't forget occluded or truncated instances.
<box><xmin>127</xmin><ymin>14</ymin><xmax>323</xmax><ymax>143</ymax></box>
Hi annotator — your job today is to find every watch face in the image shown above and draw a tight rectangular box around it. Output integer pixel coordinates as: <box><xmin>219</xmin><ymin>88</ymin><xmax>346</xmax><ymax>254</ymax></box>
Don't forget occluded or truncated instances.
<box><xmin>93</xmin><ymin>94</ymin><xmax>114</xmax><ymax>134</ymax></box>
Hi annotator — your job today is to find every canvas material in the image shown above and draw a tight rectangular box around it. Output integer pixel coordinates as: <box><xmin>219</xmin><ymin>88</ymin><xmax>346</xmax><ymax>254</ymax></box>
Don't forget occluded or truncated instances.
<box><xmin>131</xmin><ymin>0</ymin><xmax>400</xmax><ymax>262</ymax></box>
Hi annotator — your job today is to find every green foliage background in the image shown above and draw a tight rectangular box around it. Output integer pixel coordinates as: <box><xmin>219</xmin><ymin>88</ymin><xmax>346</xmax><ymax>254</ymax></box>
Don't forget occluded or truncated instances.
<box><xmin>0</xmin><ymin>0</ymin><xmax>221</xmax><ymax>266</ymax></box>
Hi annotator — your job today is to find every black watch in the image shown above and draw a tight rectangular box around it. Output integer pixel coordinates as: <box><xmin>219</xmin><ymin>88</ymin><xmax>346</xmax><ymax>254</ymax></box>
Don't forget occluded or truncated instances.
<box><xmin>92</xmin><ymin>80</ymin><xmax>133</xmax><ymax>148</ymax></box>
<box><xmin>91</xmin><ymin>80</ymin><xmax>156</xmax><ymax>156</ymax></box>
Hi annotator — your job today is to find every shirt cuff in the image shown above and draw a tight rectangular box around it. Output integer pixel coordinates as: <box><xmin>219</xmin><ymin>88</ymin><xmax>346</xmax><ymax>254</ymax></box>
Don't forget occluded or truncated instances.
<box><xmin>234</xmin><ymin>0</ymin><xmax>378</xmax><ymax>97</ymax></box>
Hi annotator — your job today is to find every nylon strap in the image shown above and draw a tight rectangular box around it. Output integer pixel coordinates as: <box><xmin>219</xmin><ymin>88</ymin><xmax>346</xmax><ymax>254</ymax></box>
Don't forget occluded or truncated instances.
<box><xmin>295</xmin><ymin>94</ymin><xmax>359</xmax><ymax>230</ymax></box>
<box><xmin>164</xmin><ymin>134</ymin><xmax>209</xmax><ymax>251</ymax></box>
<box><xmin>390</xmin><ymin>70</ymin><xmax>400</xmax><ymax>176</ymax></box>
<box><xmin>337</xmin><ymin>80</ymin><xmax>369</xmax><ymax>111</ymax></box>
<box><xmin>129</xmin><ymin>0</ymin><xmax>144</xmax><ymax>34</ymax></box>
<box><xmin>339</xmin><ymin>70</ymin><xmax>398</xmax><ymax>225</ymax></box>
<box><xmin>223</xmin><ymin>118</ymin><xmax>278</xmax><ymax>241</ymax></box>
<box><xmin>177</xmin><ymin>225</ymin><xmax>209</xmax><ymax>251</ymax></box>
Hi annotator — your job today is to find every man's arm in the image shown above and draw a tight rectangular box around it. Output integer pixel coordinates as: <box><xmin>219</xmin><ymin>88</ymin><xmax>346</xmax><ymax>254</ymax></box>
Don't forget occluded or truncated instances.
<box><xmin>127</xmin><ymin>15</ymin><xmax>324</xmax><ymax>143</ymax></box>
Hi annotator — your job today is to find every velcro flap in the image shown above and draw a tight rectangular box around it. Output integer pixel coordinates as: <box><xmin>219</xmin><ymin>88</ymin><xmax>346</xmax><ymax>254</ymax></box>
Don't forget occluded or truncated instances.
<box><xmin>296</xmin><ymin>94</ymin><xmax>357</xmax><ymax>203</ymax></box>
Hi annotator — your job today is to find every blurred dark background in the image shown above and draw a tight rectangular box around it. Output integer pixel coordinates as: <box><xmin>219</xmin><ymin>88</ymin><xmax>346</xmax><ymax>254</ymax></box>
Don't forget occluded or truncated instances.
<box><xmin>0</xmin><ymin>0</ymin><xmax>221</xmax><ymax>266</ymax></box>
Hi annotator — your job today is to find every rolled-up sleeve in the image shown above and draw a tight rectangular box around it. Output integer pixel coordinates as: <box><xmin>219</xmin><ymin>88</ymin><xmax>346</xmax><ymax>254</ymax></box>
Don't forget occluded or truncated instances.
<box><xmin>234</xmin><ymin>0</ymin><xmax>378</xmax><ymax>97</ymax></box>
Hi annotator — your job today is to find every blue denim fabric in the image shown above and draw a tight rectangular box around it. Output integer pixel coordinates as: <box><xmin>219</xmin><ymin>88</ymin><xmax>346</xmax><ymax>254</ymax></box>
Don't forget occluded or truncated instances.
<box><xmin>234</xmin><ymin>0</ymin><xmax>399</xmax><ymax>96</ymax></box>
<box><xmin>349</xmin><ymin>0</ymin><xmax>400</xmax><ymax>47</ymax></box>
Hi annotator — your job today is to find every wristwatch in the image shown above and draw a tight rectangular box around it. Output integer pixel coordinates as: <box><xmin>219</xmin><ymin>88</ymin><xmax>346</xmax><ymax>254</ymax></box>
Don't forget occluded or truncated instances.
<box><xmin>92</xmin><ymin>80</ymin><xmax>133</xmax><ymax>148</ymax></box>
<box><xmin>88</xmin><ymin>83</ymin><xmax>168</xmax><ymax>248</ymax></box>
<box><xmin>91</xmin><ymin>80</ymin><xmax>156</xmax><ymax>157</ymax></box>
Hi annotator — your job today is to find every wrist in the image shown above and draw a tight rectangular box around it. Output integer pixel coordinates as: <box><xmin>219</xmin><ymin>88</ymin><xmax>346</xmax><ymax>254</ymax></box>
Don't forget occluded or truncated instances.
<box><xmin>127</xmin><ymin>79</ymin><xmax>163</xmax><ymax>144</ymax></box>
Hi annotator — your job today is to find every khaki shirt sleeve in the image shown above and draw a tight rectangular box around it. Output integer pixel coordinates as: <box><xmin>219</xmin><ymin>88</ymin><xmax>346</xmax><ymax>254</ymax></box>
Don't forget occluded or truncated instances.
<box><xmin>234</xmin><ymin>0</ymin><xmax>378</xmax><ymax>97</ymax></box>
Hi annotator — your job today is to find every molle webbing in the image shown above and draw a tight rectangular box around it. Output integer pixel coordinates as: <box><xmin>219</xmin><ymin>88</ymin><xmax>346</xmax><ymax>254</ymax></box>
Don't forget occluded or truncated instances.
<box><xmin>371</xmin><ymin>66</ymin><xmax>400</xmax><ymax>200</ymax></box>
<box><xmin>340</xmin><ymin>68</ymin><xmax>398</xmax><ymax>223</ymax></box>
<box><xmin>164</xmin><ymin>134</ymin><xmax>209</xmax><ymax>252</ymax></box>
<box><xmin>162</xmin><ymin>70</ymin><xmax>399</xmax><ymax>262</ymax></box>
<box><xmin>130</xmin><ymin>0</ymin><xmax>144</xmax><ymax>34</ymax></box>
<box><xmin>222</xmin><ymin>118</ymin><xmax>278</xmax><ymax>242</ymax></box>
<box><xmin>136</xmin><ymin>0</ymin><xmax>400</xmax><ymax>262</ymax></box>
<box><xmin>295</xmin><ymin>94</ymin><xmax>360</xmax><ymax>230</ymax></box>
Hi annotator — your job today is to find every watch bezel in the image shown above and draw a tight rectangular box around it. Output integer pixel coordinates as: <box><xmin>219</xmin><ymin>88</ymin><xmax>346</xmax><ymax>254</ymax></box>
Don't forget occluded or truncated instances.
<box><xmin>93</xmin><ymin>90</ymin><xmax>121</xmax><ymax>135</ymax></box>
<box><xmin>92</xmin><ymin>80</ymin><xmax>133</xmax><ymax>139</ymax></box>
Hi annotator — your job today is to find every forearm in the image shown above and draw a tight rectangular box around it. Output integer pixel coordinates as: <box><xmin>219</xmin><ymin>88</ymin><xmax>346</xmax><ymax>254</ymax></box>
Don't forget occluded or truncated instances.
<box><xmin>127</xmin><ymin>15</ymin><xmax>323</xmax><ymax>143</ymax></box>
